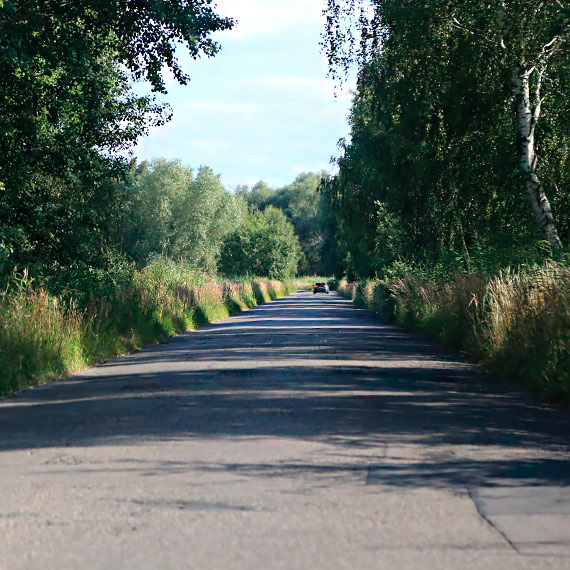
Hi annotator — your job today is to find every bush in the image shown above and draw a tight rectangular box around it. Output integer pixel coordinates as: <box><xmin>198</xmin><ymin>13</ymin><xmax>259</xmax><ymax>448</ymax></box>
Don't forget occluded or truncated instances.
<box><xmin>219</xmin><ymin>207</ymin><xmax>301</xmax><ymax>281</ymax></box>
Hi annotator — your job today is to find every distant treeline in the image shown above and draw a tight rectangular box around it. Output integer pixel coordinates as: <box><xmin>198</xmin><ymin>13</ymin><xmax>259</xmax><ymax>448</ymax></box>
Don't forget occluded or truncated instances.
<box><xmin>234</xmin><ymin>174</ymin><xmax>339</xmax><ymax>276</ymax></box>
<box><xmin>1</xmin><ymin>153</ymin><xmax>309</xmax><ymax>294</ymax></box>
<box><xmin>121</xmin><ymin>160</ymin><xmax>304</xmax><ymax>282</ymax></box>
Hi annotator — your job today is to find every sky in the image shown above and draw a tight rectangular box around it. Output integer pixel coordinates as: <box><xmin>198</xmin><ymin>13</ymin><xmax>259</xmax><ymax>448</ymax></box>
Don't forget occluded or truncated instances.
<box><xmin>132</xmin><ymin>0</ymin><xmax>356</xmax><ymax>190</ymax></box>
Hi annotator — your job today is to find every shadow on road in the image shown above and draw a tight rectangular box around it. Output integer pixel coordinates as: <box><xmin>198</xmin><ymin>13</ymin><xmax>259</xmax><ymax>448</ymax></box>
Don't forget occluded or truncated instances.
<box><xmin>1</xmin><ymin>292</ymin><xmax>569</xmax><ymax>489</ymax></box>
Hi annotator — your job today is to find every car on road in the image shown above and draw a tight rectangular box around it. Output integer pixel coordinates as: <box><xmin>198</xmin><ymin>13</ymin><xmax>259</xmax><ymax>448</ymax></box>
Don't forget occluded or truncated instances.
<box><xmin>313</xmin><ymin>281</ymin><xmax>329</xmax><ymax>294</ymax></box>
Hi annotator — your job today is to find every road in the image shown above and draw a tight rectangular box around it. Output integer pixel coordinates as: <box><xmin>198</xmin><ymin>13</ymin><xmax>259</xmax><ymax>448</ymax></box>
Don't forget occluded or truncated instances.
<box><xmin>0</xmin><ymin>290</ymin><xmax>569</xmax><ymax>569</ymax></box>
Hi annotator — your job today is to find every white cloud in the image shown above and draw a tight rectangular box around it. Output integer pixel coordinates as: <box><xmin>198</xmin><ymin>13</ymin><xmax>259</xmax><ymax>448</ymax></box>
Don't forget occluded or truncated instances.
<box><xmin>180</xmin><ymin>99</ymin><xmax>259</xmax><ymax>117</ymax></box>
<box><xmin>234</xmin><ymin>75</ymin><xmax>336</xmax><ymax>98</ymax></box>
<box><xmin>215</xmin><ymin>0</ymin><xmax>324</xmax><ymax>39</ymax></box>
<box><xmin>133</xmin><ymin>0</ymin><xmax>356</xmax><ymax>188</ymax></box>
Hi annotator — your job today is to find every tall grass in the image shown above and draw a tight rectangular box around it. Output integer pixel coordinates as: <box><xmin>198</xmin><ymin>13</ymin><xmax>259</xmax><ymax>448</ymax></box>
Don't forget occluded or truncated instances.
<box><xmin>339</xmin><ymin>263</ymin><xmax>570</xmax><ymax>405</ymax></box>
<box><xmin>0</xmin><ymin>259</ymin><xmax>293</xmax><ymax>396</ymax></box>
<box><xmin>0</xmin><ymin>270</ymin><xmax>86</xmax><ymax>391</ymax></box>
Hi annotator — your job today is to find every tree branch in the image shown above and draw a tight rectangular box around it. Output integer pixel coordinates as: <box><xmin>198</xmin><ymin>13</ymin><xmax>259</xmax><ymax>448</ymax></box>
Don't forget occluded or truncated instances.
<box><xmin>532</xmin><ymin>64</ymin><xmax>547</xmax><ymax>124</ymax></box>
<box><xmin>541</xmin><ymin>35</ymin><xmax>560</xmax><ymax>55</ymax></box>
<box><xmin>451</xmin><ymin>16</ymin><xmax>502</xmax><ymax>48</ymax></box>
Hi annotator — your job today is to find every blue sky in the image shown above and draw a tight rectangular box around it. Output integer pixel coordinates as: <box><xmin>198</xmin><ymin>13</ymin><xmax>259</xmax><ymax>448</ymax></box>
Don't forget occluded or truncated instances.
<box><xmin>132</xmin><ymin>0</ymin><xmax>355</xmax><ymax>190</ymax></box>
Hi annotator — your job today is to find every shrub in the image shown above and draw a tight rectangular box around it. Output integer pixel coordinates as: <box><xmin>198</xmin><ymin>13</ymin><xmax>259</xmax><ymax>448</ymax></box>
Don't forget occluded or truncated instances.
<box><xmin>219</xmin><ymin>207</ymin><xmax>301</xmax><ymax>280</ymax></box>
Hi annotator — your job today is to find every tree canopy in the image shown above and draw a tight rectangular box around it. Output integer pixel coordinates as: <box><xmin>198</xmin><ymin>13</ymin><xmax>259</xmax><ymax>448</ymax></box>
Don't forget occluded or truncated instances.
<box><xmin>121</xmin><ymin>160</ymin><xmax>245</xmax><ymax>272</ymax></box>
<box><xmin>219</xmin><ymin>206</ymin><xmax>301</xmax><ymax>280</ymax></box>
<box><xmin>236</xmin><ymin>173</ymin><xmax>340</xmax><ymax>275</ymax></box>
<box><xmin>321</xmin><ymin>0</ymin><xmax>570</xmax><ymax>277</ymax></box>
<box><xmin>0</xmin><ymin>0</ymin><xmax>233</xmax><ymax>274</ymax></box>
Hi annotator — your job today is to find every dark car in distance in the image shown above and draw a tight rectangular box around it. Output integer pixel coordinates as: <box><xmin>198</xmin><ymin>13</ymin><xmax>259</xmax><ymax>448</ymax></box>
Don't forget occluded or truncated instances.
<box><xmin>313</xmin><ymin>281</ymin><xmax>329</xmax><ymax>294</ymax></box>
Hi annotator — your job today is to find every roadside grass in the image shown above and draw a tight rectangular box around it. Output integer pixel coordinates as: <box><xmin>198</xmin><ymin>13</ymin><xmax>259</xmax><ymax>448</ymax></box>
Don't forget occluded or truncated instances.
<box><xmin>338</xmin><ymin>263</ymin><xmax>570</xmax><ymax>406</ymax></box>
<box><xmin>0</xmin><ymin>259</ymin><xmax>293</xmax><ymax>396</ymax></box>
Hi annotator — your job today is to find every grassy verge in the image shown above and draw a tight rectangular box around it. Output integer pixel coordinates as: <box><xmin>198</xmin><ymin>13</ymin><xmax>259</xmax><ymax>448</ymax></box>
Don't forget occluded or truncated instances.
<box><xmin>0</xmin><ymin>258</ymin><xmax>293</xmax><ymax>396</ymax></box>
<box><xmin>338</xmin><ymin>263</ymin><xmax>570</xmax><ymax>406</ymax></box>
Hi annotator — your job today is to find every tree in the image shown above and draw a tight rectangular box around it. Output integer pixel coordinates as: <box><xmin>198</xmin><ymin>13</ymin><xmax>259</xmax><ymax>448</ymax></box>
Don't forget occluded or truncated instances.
<box><xmin>219</xmin><ymin>207</ymin><xmax>301</xmax><ymax>280</ymax></box>
<box><xmin>122</xmin><ymin>160</ymin><xmax>245</xmax><ymax>272</ymax></box>
<box><xmin>270</xmin><ymin>172</ymin><xmax>338</xmax><ymax>274</ymax></box>
<box><xmin>322</xmin><ymin>0</ymin><xmax>570</xmax><ymax>251</ymax></box>
<box><xmin>234</xmin><ymin>173</ymin><xmax>340</xmax><ymax>275</ymax></box>
<box><xmin>0</xmin><ymin>0</ymin><xmax>233</xmax><ymax>274</ymax></box>
<box><xmin>323</xmin><ymin>8</ymin><xmax>532</xmax><ymax>275</ymax></box>
<box><xmin>449</xmin><ymin>0</ymin><xmax>569</xmax><ymax>250</ymax></box>
<box><xmin>236</xmin><ymin>181</ymin><xmax>276</xmax><ymax>211</ymax></box>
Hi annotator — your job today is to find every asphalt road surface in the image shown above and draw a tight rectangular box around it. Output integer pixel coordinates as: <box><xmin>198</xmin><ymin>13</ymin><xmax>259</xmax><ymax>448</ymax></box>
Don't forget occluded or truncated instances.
<box><xmin>1</xmin><ymin>290</ymin><xmax>570</xmax><ymax>569</ymax></box>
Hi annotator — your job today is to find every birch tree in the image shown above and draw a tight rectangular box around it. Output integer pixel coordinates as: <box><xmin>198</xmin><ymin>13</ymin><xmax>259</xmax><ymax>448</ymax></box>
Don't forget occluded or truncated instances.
<box><xmin>450</xmin><ymin>0</ymin><xmax>570</xmax><ymax>250</ymax></box>
<box><xmin>323</xmin><ymin>0</ymin><xmax>569</xmax><ymax>250</ymax></box>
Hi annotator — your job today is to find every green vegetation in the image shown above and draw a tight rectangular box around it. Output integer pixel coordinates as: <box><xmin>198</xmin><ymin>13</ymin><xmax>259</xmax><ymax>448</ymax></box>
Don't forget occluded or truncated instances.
<box><xmin>0</xmin><ymin>2</ymin><xmax>306</xmax><ymax>395</ymax></box>
<box><xmin>2</xmin><ymin>1</ymin><xmax>570</xmax><ymax>404</ymax></box>
<box><xmin>322</xmin><ymin>1</ymin><xmax>570</xmax><ymax>276</ymax></box>
<box><xmin>338</xmin><ymin>262</ymin><xmax>570</xmax><ymax>404</ymax></box>
<box><xmin>121</xmin><ymin>160</ymin><xmax>245</xmax><ymax>271</ymax></box>
<box><xmin>0</xmin><ymin>0</ymin><xmax>233</xmax><ymax>276</ymax></box>
<box><xmin>236</xmin><ymin>173</ymin><xmax>340</xmax><ymax>275</ymax></box>
<box><xmin>220</xmin><ymin>206</ymin><xmax>301</xmax><ymax>281</ymax></box>
<box><xmin>315</xmin><ymin>1</ymin><xmax>570</xmax><ymax>404</ymax></box>
<box><xmin>0</xmin><ymin>258</ymin><xmax>293</xmax><ymax>395</ymax></box>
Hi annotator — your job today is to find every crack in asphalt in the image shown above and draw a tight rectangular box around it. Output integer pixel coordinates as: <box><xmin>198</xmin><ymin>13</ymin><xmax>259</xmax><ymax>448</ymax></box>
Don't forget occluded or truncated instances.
<box><xmin>468</xmin><ymin>487</ymin><xmax>521</xmax><ymax>555</ymax></box>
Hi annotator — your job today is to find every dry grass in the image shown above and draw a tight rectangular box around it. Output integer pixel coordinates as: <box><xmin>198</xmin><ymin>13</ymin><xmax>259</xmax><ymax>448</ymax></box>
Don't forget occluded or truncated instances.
<box><xmin>338</xmin><ymin>263</ymin><xmax>570</xmax><ymax>404</ymax></box>
<box><xmin>0</xmin><ymin>261</ymin><xmax>293</xmax><ymax>396</ymax></box>
<box><xmin>474</xmin><ymin>265</ymin><xmax>570</xmax><ymax>400</ymax></box>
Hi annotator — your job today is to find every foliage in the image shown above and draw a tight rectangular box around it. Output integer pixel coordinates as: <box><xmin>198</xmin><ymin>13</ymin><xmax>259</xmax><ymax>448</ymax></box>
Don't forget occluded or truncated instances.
<box><xmin>0</xmin><ymin>258</ymin><xmax>292</xmax><ymax>395</ymax></box>
<box><xmin>270</xmin><ymin>173</ymin><xmax>339</xmax><ymax>275</ymax></box>
<box><xmin>237</xmin><ymin>173</ymin><xmax>340</xmax><ymax>275</ymax></box>
<box><xmin>219</xmin><ymin>206</ymin><xmax>301</xmax><ymax>280</ymax></box>
<box><xmin>321</xmin><ymin>0</ymin><xmax>570</xmax><ymax>278</ymax></box>
<box><xmin>236</xmin><ymin>181</ymin><xmax>275</xmax><ymax>211</ymax></box>
<box><xmin>121</xmin><ymin>159</ymin><xmax>245</xmax><ymax>271</ymax></box>
<box><xmin>0</xmin><ymin>0</ymin><xmax>233</xmax><ymax>280</ymax></box>
<box><xmin>0</xmin><ymin>269</ymin><xmax>85</xmax><ymax>390</ymax></box>
<box><xmin>338</xmin><ymin>262</ymin><xmax>570</xmax><ymax>405</ymax></box>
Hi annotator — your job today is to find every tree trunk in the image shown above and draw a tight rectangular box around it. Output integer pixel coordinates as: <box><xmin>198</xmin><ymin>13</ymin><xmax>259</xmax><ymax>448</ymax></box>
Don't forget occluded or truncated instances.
<box><xmin>512</xmin><ymin>63</ymin><xmax>563</xmax><ymax>250</ymax></box>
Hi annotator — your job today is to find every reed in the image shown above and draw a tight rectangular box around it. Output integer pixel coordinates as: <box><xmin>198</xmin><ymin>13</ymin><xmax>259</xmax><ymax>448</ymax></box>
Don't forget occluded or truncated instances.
<box><xmin>0</xmin><ymin>270</ymin><xmax>86</xmax><ymax>393</ymax></box>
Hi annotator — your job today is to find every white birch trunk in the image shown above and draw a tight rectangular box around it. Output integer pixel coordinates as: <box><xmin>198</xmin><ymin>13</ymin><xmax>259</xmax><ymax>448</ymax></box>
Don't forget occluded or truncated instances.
<box><xmin>512</xmin><ymin>63</ymin><xmax>562</xmax><ymax>250</ymax></box>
